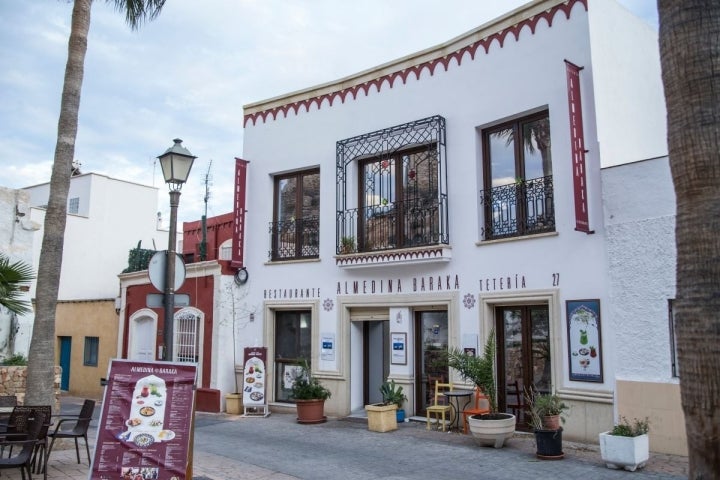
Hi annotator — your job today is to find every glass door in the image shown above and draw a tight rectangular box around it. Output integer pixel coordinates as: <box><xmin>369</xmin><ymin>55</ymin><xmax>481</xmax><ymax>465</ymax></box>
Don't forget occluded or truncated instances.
<box><xmin>414</xmin><ymin>311</ymin><xmax>448</xmax><ymax>415</ymax></box>
<box><xmin>274</xmin><ymin>311</ymin><xmax>312</xmax><ymax>402</ymax></box>
<box><xmin>495</xmin><ymin>305</ymin><xmax>550</xmax><ymax>428</ymax></box>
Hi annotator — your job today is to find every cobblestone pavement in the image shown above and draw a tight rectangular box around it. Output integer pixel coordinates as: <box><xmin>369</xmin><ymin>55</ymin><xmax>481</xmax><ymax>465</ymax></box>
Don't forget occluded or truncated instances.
<box><xmin>8</xmin><ymin>405</ymin><xmax>688</xmax><ymax>479</ymax></box>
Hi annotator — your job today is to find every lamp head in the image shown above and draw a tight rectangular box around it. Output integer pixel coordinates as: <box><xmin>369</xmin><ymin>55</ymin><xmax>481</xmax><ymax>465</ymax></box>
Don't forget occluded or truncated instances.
<box><xmin>158</xmin><ymin>138</ymin><xmax>196</xmax><ymax>190</ymax></box>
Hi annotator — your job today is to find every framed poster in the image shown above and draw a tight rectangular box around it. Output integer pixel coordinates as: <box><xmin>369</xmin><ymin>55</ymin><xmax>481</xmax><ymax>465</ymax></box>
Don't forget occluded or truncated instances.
<box><xmin>566</xmin><ymin>299</ymin><xmax>603</xmax><ymax>382</ymax></box>
<box><xmin>391</xmin><ymin>332</ymin><xmax>407</xmax><ymax>365</ymax></box>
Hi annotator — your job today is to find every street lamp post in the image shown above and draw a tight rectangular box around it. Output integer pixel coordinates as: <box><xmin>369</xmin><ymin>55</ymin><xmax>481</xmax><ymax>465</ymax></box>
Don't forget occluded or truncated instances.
<box><xmin>158</xmin><ymin>138</ymin><xmax>196</xmax><ymax>361</ymax></box>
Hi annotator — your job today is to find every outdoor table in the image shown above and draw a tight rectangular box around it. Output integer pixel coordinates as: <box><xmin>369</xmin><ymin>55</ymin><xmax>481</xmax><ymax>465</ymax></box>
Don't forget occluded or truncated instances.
<box><xmin>442</xmin><ymin>390</ymin><xmax>472</xmax><ymax>432</ymax></box>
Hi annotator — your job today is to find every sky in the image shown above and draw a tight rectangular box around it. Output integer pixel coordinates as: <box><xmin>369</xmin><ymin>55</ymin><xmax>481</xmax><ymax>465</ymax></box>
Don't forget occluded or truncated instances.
<box><xmin>0</xmin><ymin>0</ymin><xmax>658</xmax><ymax>226</ymax></box>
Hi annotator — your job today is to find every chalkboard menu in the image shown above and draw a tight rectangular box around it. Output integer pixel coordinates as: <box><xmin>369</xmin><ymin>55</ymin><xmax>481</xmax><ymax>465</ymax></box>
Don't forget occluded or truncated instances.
<box><xmin>91</xmin><ymin>360</ymin><xmax>197</xmax><ymax>480</ymax></box>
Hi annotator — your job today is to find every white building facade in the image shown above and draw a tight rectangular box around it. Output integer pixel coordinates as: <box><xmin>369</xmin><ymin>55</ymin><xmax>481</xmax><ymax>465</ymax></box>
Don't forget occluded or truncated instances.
<box><xmin>206</xmin><ymin>0</ymin><xmax>681</xmax><ymax>453</ymax></box>
<box><xmin>21</xmin><ymin>173</ymin><xmax>168</xmax><ymax>397</ymax></box>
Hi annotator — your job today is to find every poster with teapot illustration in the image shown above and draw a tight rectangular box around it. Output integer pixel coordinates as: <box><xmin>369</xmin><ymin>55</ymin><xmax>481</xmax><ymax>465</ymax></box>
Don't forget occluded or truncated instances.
<box><xmin>566</xmin><ymin>299</ymin><xmax>603</xmax><ymax>382</ymax></box>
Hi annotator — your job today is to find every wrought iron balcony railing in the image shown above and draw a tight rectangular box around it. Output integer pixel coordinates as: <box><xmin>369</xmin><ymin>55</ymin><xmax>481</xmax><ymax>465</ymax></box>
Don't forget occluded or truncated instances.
<box><xmin>269</xmin><ymin>216</ymin><xmax>320</xmax><ymax>261</ymax></box>
<box><xmin>479</xmin><ymin>175</ymin><xmax>555</xmax><ymax>240</ymax></box>
<box><xmin>336</xmin><ymin>196</ymin><xmax>448</xmax><ymax>254</ymax></box>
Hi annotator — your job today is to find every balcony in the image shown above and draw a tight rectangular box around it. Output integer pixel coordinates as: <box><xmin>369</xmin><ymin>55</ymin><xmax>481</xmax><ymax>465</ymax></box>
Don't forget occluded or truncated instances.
<box><xmin>269</xmin><ymin>216</ymin><xmax>320</xmax><ymax>261</ymax></box>
<box><xmin>336</xmin><ymin>197</ymin><xmax>451</xmax><ymax>268</ymax></box>
<box><xmin>479</xmin><ymin>175</ymin><xmax>555</xmax><ymax>240</ymax></box>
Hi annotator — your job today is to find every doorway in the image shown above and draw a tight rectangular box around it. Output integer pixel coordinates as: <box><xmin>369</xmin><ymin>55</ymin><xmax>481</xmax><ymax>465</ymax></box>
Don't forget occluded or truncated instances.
<box><xmin>495</xmin><ymin>305</ymin><xmax>551</xmax><ymax>428</ymax></box>
<box><xmin>363</xmin><ymin>321</ymin><xmax>389</xmax><ymax>405</ymax></box>
<box><xmin>414</xmin><ymin>311</ymin><xmax>449</xmax><ymax>416</ymax></box>
<box><xmin>59</xmin><ymin>336</ymin><xmax>71</xmax><ymax>391</ymax></box>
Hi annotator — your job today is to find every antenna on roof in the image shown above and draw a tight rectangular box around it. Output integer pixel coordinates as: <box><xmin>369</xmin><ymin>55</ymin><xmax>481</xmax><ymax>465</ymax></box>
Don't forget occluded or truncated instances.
<box><xmin>199</xmin><ymin>160</ymin><xmax>213</xmax><ymax>261</ymax></box>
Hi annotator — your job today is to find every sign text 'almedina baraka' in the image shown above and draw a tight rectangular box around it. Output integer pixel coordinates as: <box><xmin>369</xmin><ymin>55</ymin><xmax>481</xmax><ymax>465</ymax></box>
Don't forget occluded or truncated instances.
<box><xmin>337</xmin><ymin>275</ymin><xmax>460</xmax><ymax>295</ymax></box>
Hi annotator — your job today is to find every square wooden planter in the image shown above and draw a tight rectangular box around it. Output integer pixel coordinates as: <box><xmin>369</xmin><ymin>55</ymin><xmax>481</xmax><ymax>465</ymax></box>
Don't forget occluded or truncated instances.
<box><xmin>365</xmin><ymin>403</ymin><xmax>397</xmax><ymax>432</ymax></box>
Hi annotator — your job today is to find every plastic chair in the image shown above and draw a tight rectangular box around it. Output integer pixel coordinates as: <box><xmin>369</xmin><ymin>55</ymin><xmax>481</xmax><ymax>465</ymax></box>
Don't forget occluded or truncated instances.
<box><xmin>426</xmin><ymin>381</ymin><xmax>453</xmax><ymax>431</ymax></box>
<box><xmin>0</xmin><ymin>410</ymin><xmax>46</xmax><ymax>480</ymax></box>
<box><xmin>47</xmin><ymin>399</ymin><xmax>95</xmax><ymax>466</ymax></box>
<box><xmin>462</xmin><ymin>387</ymin><xmax>490</xmax><ymax>434</ymax></box>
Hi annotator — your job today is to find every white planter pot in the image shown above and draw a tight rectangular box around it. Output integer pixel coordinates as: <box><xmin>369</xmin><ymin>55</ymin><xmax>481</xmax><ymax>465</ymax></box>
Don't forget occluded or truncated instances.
<box><xmin>467</xmin><ymin>413</ymin><xmax>516</xmax><ymax>448</ymax></box>
<box><xmin>599</xmin><ymin>431</ymin><xmax>649</xmax><ymax>471</ymax></box>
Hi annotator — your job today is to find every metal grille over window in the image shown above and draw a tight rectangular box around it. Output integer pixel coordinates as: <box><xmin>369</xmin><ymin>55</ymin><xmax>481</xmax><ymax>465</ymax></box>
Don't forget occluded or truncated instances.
<box><xmin>336</xmin><ymin>115</ymin><xmax>448</xmax><ymax>254</ymax></box>
<box><xmin>269</xmin><ymin>170</ymin><xmax>320</xmax><ymax>261</ymax></box>
<box><xmin>174</xmin><ymin>311</ymin><xmax>199</xmax><ymax>362</ymax></box>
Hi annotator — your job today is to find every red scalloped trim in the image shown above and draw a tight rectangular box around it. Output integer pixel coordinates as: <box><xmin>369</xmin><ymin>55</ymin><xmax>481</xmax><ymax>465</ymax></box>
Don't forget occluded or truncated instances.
<box><xmin>244</xmin><ymin>0</ymin><xmax>586</xmax><ymax>127</ymax></box>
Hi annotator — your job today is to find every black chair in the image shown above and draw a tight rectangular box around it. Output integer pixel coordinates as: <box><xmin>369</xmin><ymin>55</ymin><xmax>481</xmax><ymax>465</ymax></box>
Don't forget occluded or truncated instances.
<box><xmin>0</xmin><ymin>395</ymin><xmax>18</xmax><ymax>407</ymax></box>
<box><xmin>0</xmin><ymin>410</ymin><xmax>46</xmax><ymax>480</ymax></box>
<box><xmin>47</xmin><ymin>399</ymin><xmax>95</xmax><ymax>466</ymax></box>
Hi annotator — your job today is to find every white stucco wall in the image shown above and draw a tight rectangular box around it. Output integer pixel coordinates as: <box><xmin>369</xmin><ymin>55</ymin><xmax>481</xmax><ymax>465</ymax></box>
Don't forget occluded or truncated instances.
<box><xmin>25</xmin><ymin>173</ymin><xmax>168</xmax><ymax>300</ymax></box>
<box><xmin>0</xmin><ymin>187</ymin><xmax>38</xmax><ymax>357</ymax></box>
<box><xmin>602</xmin><ymin>157</ymin><xmax>676</xmax><ymax>382</ymax></box>
<box><xmin>238</xmin><ymin>0</ymin><xmax>665</xmax><ymax>399</ymax></box>
<box><xmin>587</xmin><ymin>0</ymin><xmax>668</xmax><ymax>167</ymax></box>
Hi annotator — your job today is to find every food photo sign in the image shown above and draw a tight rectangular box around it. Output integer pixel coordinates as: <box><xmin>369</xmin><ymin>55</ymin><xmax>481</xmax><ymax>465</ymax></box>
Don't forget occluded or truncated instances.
<box><xmin>91</xmin><ymin>360</ymin><xmax>197</xmax><ymax>480</ymax></box>
<box><xmin>566</xmin><ymin>299</ymin><xmax>603</xmax><ymax>382</ymax></box>
<box><xmin>242</xmin><ymin>347</ymin><xmax>268</xmax><ymax>413</ymax></box>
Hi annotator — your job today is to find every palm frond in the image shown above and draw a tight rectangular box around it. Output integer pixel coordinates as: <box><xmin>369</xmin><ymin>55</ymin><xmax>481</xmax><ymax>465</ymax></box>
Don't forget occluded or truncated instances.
<box><xmin>108</xmin><ymin>0</ymin><xmax>167</xmax><ymax>30</ymax></box>
<box><xmin>0</xmin><ymin>254</ymin><xmax>35</xmax><ymax>315</ymax></box>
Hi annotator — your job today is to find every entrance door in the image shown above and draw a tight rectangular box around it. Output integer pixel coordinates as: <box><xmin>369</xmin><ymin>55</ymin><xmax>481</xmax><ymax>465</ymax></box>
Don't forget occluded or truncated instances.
<box><xmin>414</xmin><ymin>311</ymin><xmax>448</xmax><ymax>415</ymax></box>
<box><xmin>363</xmin><ymin>321</ymin><xmax>389</xmax><ymax>405</ymax></box>
<box><xmin>495</xmin><ymin>305</ymin><xmax>551</xmax><ymax>428</ymax></box>
<box><xmin>59</xmin><ymin>336</ymin><xmax>71</xmax><ymax>391</ymax></box>
<box><xmin>131</xmin><ymin>317</ymin><xmax>156</xmax><ymax>361</ymax></box>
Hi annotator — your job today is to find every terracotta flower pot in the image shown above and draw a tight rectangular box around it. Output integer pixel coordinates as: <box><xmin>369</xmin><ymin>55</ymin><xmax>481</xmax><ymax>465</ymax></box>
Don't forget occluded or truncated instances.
<box><xmin>542</xmin><ymin>414</ymin><xmax>561</xmax><ymax>430</ymax></box>
<box><xmin>295</xmin><ymin>398</ymin><xmax>327</xmax><ymax>424</ymax></box>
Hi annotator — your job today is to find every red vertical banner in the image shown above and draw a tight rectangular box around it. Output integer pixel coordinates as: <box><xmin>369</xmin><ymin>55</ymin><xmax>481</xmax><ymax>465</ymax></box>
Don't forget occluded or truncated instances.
<box><xmin>565</xmin><ymin>60</ymin><xmax>592</xmax><ymax>233</ymax></box>
<box><xmin>232</xmin><ymin>158</ymin><xmax>250</xmax><ymax>268</ymax></box>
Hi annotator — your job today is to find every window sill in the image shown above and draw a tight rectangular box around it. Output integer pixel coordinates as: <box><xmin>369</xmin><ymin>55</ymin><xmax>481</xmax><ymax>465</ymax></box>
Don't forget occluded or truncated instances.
<box><xmin>336</xmin><ymin>245</ymin><xmax>452</xmax><ymax>269</ymax></box>
<box><xmin>476</xmin><ymin>231</ymin><xmax>558</xmax><ymax>246</ymax></box>
<box><xmin>265</xmin><ymin>258</ymin><xmax>321</xmax><ymax>266</ymax></box>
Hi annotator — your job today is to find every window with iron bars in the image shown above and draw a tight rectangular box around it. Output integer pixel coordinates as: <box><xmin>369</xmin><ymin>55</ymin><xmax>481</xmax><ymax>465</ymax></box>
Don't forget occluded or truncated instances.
<box><xmin>336</xmin><ymin>116</ymin><xmax>448</xmax><ymax>254</ymax></box>
<box><xmin>269</xmin><ymin>169</ymin><xmax>320</xmax><ymax>261</ymax></box>
<box><xmin>480</xmin><ymin>111</ymin><xmax>555</xmax><ymax>240</ymax></box>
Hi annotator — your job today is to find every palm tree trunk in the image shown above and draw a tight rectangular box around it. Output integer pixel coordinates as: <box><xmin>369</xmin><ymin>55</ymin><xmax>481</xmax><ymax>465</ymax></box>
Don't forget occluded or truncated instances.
<box><xmin>25</xmin><ymin>0</ymin><xmax>92</xmax><ymax>406</ymax></box>
<box><xmin>658</xmin><ymin>1</ymin><xmax>720</xmax><ymax>477</ymax></box>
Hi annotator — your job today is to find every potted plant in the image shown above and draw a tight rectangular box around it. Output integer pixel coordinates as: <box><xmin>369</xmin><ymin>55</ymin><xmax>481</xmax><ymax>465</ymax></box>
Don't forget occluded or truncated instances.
<box><xmin>444</xmin><ymin>329</ymin><xmax>516</xmax><ymax>448</ymax></box>
<box><xmin>340</xmin><ymin>236</ymin><xmax>355</xmax><ymax>254</ymax></box>
<box><xmin>290</xmin><ymin>360</ymin><xmax>332</xmax><ymax>424</ymax></box>
<box><xmin>365</xmin><ymin>379</ymin><xmax>406</xmax><ymax>432</ymax></box>
<box><xmin>599</xmin><ymin>416</ymin><xmax>650</xmax><ymax>471</ymax></box>
<box><xmin>526</xmin><ymin>390</ymin><xmax>568</xmax><ymax>459</ymax></box>
<box><xmin>380</xmin><ymin>379</ymin><xmax>408</xmax><ymax>422</ymax></box>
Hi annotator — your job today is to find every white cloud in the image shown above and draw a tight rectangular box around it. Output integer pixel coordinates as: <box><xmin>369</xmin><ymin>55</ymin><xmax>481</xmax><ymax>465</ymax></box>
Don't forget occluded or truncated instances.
<box><xmin>0</xmin><ymin>0</ymin><xmax>657</xmax><ymax>224</ymax></box>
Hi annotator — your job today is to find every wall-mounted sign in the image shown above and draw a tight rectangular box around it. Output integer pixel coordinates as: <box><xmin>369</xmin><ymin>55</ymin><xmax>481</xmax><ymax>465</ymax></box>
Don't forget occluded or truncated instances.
<box><xmin>321</xmin><ymin>333</ymin><xmax>335</xmax><ymax>361</ymax></box>
<box><xmin>391</xmin><ymin>332</ymin><xmax>407</xmax><ymax>365</ymax></box>
<box><xmin>566</xmin><ymin>299</ymin><xmax>603</xmax><ymax>382</ymax></box>
<box><xmin>91</xmin><ymin>360</ymin><xmax>197</xmax><ymax>480</ymax></box>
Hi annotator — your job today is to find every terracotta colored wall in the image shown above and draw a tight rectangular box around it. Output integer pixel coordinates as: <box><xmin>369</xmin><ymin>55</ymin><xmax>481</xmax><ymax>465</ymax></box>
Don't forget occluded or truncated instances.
<box><xmin>124</xmin><ymin>273</ymin><xmax>215</xmax><ymax>389</ymax></box>
<box><xmin>55</xmin><ymin>300</ymin><xmax>118</xmax><ymax>399</ymax></box>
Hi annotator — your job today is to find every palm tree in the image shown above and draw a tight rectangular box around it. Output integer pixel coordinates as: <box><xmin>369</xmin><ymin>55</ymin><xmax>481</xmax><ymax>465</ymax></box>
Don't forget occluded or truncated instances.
<box><xmin>658</xmin><ymin>1</ymin><xmax>720</xmax><ymax>477</ymax></box>
<box><xmin>25</xmin><ymin>0</ymin><xmax>167</xmax><ymax>406</ymax></box>
<box><xmin>0</xmin><ymin>254</ymin><xmax>35</xmax><ymax>316</ymax></box>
